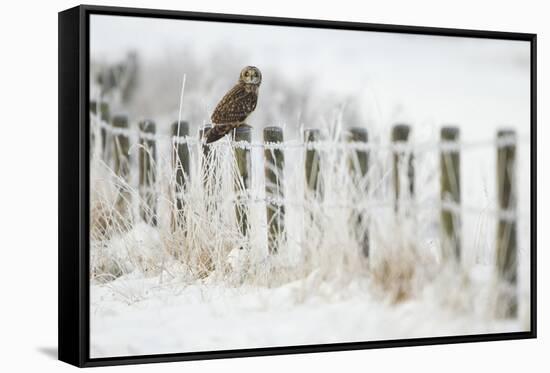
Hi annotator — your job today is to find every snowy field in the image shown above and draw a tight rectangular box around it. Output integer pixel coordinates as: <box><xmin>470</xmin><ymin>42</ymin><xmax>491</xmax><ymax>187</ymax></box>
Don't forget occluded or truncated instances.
<box><xmin>89</xmin><ymin>15</ymin><xmax>532</xmax><ymax>358</ymax></box>
<box><xmin>91</xmin><ymin>265</ymin><xmax>524</xmax><ymax>357</ymax></box>
<box><xmin>90</xmin><ymin>225</ymin><xmax>527</xmax><ymax>358</ymax></box>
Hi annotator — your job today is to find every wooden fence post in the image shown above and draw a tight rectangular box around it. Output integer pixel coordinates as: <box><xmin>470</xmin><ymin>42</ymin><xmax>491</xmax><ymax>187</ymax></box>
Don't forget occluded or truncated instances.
<box><xmin>264</xmin><ymin>126</ymin><xmax>285</xmax><ymax>254</ymax></box>
<box><xmin>199</xmin><ymin>125</ymin><xmax>212</xmax><ymax>184</ymax></box>
<box><xmin>349</xmin><ymin>127</ymin><xmax>369</xmax><ymax>257</ymax></box>
<box><xmin>90</xmin><ymin>101</ymin><xmax>110</xmax><ymax>160</ymax></box>
<box><xmin>171</xmin><ymin>121</ymin><xmax>190</xmax><ymax>230</ymax></box>
<box><xmin>198</xmin><ymin>125</ymin><xmax>215</xmax><ymax>219</ymax></box>
<box><xmin>304</xmin><ymin>129</ymin><xmax>322</xmax><ymax>198</ymax></box>
<box><xmin>112</xmin><ymin>114</ymin><xmax>131</xmax><ymax>220</ymax></box>
<box><xmin>233</xmin><ymin>126</ymin><xmax>252</xmax><ymax>240</ymax></box>
<box><xmin>90</xmin><ymin>100</ymin><xmax>98</xmax><ymax>156</ymax></box>
<box><xmin>392</xmin><ymin>124</ymin><xmax>414</xmax><ymax>213</ymax></box>
<box><xmin>496</xmin><ymin>129</ymin><xmax>517</xmax><ymax>318</ymax></box>
<box><xmin>113</xmin><ymin>114</ymin><xmax>130</xmax><ymax>180</ymax></box>
<box><xmin>138</xmin><ymin>120</ymin><xmax>157</xmax><ymax>226</ymax></box>
<box><xmin>440</xmin><ymin>127</ymin><xmax>461</xmax><ymax>262</ymax></box>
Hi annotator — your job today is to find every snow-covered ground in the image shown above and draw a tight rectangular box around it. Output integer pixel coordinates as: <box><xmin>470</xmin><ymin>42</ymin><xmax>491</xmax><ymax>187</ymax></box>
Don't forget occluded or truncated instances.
<box><xmin>90</xmin><ymin>266</ymin><xmax>525</xmax><ymax>358</ymax></box>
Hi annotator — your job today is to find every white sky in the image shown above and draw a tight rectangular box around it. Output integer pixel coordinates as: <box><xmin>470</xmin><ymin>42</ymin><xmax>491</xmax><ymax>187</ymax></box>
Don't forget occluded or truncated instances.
<box><xmin>90</xmin><ymin>14</ymin><xmax>530</xmax><ymax>138</ymax></box>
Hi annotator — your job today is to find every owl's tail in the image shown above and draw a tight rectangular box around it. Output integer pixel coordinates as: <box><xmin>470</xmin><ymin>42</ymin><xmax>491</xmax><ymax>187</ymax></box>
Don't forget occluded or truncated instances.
<box><xmin>204</xmin><ymin>124</ymin><xmax>235</xmax><ymax>144</ymax></box>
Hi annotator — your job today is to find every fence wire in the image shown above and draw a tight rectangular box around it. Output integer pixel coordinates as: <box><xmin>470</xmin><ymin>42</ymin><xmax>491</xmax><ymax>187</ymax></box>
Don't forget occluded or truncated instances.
<box><xmin>93</xmin><ymin>115</ymin><xmax>526</xmax><ymax>152</ymax></box>
<box><xmin>91</xmin><ymin>114</ymin><xmax>529</xmax><ymax>225</ymax></box>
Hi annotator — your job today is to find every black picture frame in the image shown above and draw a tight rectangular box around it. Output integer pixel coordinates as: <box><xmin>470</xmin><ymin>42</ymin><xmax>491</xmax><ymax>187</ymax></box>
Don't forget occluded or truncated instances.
<box><xmin>58</xmin><ymin>4</ymin><xmax>537</xmax><ymax>368</ymax></box>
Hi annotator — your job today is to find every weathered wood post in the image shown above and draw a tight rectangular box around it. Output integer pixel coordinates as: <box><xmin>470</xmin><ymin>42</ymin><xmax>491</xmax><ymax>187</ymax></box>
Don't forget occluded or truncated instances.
<box><xmin>233</xmin><ymin>126</ymin><xmax>252</xmax><ymax>241</ymax></box>
<box><xmin>138</xmin><ymin>120</ymin><xmax>157</xmax><ymax>226</ymax></box>
<box><xmin>264</xmin><ymin>126</ymin><xmax>285</xmax><ymax>254</ymax></box>
<box><xmin>199</xmin><ymin>125</ymin><xmax>212</xmax><ymax>185</ymax></box>
<box><xmin>90</xmin><ymin>101</ymin><xmax>110</xmax><ymax>160</ymax></box>
<box><xmin>171</xmin><ymin>121</ymin><xmax>190</xmax><ymax>230</ymax></box>
<box><xmin>198</xmin><ymin>125</ymin><xmax>216</xmax><ymax>221</ymax></box>
<box><xmin>391</xmin><ymin>124</ymin><xmax>414</xmax><ymax>213</ymax></box>
<box><xmin>496</xmin><ymin>129</ymin><xmax>518</xmax><ymax>318</ymax></box>
<box><xmin>304</xmin><ymin>129</ymin><xmax>322</xmax><ymax>198</ymax></box>
<box><xmin>304</xmin><ymin>129</ymin><xmax>323</xmax><ymax>255</ymax></box>
<box><xmin>349</xmin><ymin>127</ymin><xmax>369</xmax><ymax>257</ymax></box>
<box><xmin>440</xmin><ymin>127</ymin><xmax>461</xmax><ymax>262</ymax></box>
<box><xmin>112</xmin><ymin>114</ymin><xmax>131</xmax><ymax>220</ymax></box>
<box><xmin>113</xmin><ymin>114</ymin><xmax>130</xmax><ymax>180</ymax></box>
<box><xmin>90</xmin><ymin>100</ymin><xmax>98</xmax><ymax>155</ymax></box>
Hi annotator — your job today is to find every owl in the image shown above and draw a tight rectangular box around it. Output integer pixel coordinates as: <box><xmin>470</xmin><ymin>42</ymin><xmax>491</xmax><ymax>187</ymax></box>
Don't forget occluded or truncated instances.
<box><xmin>204</xmin><ymin>66</ymin><xmax>262</xmax><ymax>144</ymax></box>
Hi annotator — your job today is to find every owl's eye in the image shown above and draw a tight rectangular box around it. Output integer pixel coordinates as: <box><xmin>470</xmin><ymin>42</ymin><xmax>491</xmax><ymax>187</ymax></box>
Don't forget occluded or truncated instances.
<box><xmin>244</xmin><ymin>71</ymin><xmax>249</xmax><ymax>77</ymax></box>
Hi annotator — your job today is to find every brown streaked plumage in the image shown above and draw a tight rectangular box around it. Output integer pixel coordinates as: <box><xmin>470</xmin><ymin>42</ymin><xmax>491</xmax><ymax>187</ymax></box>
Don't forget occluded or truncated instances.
<box><xmin>204</xmin><ymin>66</ymin><xmax>261</xmax><ymax>144</ymax></box>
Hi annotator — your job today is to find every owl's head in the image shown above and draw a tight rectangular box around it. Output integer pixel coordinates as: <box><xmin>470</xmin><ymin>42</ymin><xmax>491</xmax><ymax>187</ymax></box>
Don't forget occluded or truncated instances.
<box><xmin>239</xmin><ymin>66</ymin><xmax>262</xmax><ymax>85</ymax></box>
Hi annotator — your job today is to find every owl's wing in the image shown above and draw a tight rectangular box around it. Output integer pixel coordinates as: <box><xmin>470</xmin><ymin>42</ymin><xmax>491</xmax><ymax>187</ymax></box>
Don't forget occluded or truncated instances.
<box><xmin>211</xmin><ymin>84</ymin><xmax>258</xmax><ymax>125</ymax></box>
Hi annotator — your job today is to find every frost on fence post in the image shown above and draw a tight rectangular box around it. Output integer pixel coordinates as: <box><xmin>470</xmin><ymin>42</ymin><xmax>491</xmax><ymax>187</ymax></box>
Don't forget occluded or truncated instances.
<box><xmin>138</xmin><ymin>120</ymin><xmax>157</xmax><ymax>226</ymax></box>
<box><xmin>304</xmin><ymin>129</ymin><xmax>322</xmax><ymax>198</ymax></box>
<box><xmin>199</xmin><ymin>125</ymin><xmax>212</xmax><ymax>188</ymax></box>
<box><xmin>90</xmin><ymin>100</ymin><xmax>97</xmax><ymax>158</ymax></box>
<box><xmin>348</xmin><ymin>127</ymin><xmax>370</xmax><ymax>258</ymax></box>
<box><xmin>199</xmin><ymin>125</ymin><xmax>214</xmax><ymax>212</ymax></box>
<box><xmin>171</xmin><ymin>121</ymin><xmax>190</xmax><ymax>231</ymax></box>
<box><xmin>90</xmin><ymin>101</ymin><xmax>110</xmax><ymax>161</ymax></box>
<box><xmin>112</xmin><ymin>114</ymin><xmax>131</xmax><ymax>223</ymax></box>
<box><xmin>496</xmin><ymin>129</ymin><xmax>518</xmax><ymax>318</ymax></box>
<box><xmin>304</xmin><ymin>129</ymin><xmax>323</xmax><ymax>257</ymax></box>
<box><xmin>440</xmin><ymin>126</ymin><xmax>461</xmax><ymax>262</ymax></box>
<box><xmin>391</xmin><ymin>124</ymin><xmax>414</xmax><ymax>214</ymax></box>
<box><xmin>264</xmin><ymin>126</ymin><xmax>285</xmax><ymax>255</ymax></box>
<box><xmin>233</xmin><ymin>125</ymin><xmax>252</xmax><ymax>243</ymax></box>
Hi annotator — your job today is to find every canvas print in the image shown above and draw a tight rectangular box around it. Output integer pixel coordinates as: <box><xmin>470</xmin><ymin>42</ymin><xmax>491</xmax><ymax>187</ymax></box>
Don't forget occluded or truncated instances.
<box><xmin>89</xmin><ymin>14</ymin><xmax>532</xmax><ymax>358</ymax></box>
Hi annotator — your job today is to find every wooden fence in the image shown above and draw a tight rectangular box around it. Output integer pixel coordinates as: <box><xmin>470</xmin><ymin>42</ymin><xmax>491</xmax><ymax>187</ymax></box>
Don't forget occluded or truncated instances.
<box><xmin>90</xmin><ymin>101</ymin><xmax>520</xmax><ymax>317</ymax></box>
